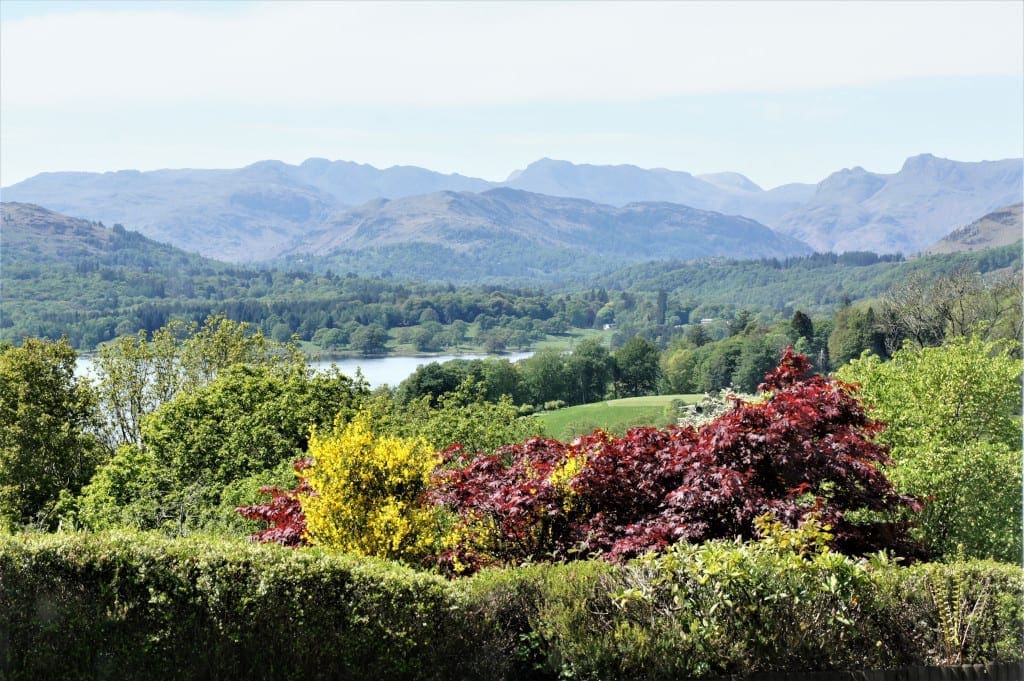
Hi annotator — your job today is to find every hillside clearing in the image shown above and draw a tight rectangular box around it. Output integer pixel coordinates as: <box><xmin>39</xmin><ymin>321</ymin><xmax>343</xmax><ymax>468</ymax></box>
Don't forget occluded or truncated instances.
<box><xmin>536</xmin><ymin>394</ymin><xmax>702</xmax><ymax>440</ymax></box>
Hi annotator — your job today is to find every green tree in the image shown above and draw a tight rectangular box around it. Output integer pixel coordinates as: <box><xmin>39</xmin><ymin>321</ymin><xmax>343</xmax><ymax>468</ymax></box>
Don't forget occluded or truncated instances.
<box><xmin>397</xmin><ymin>362</ymin><xmax>464</xmax><ymax>406</ymax></box>
<box><xmin>94</xmin><ymin>316</ymin><xmax>302</xmax><ymax>448</ymax></box>
<box><xmin>731</xmin><ymin>335</ymin><xmax>778</xmax><ymax>393</ymax></box>
<box><xmin>729</xmin><ymin>309</ymin><xmax>754</xmax><ymax>336</ymax></box>
<box><xmin>311</xmin><ymin>327</ymin><xmax>348</xmax><ymax>350</ymax></box>
<box><xmin>838</xmin><ymin>336</ymin><xmax>1023</xmax><ymax>561</ymax></box>
<box><xmin>661</xmin><ymin>344</ymin><xmax>699</xmax><ymax>394</ymax></box>
<box><xmin>697</xmin><ymin>335</ymin><xmax>744</xmax><ymax>392</ymax></box>
<box><xmin>478</xmin><ymin>358</ymin><xmax>525</xmax><ymax>403</ymax></box>
<box><xmin>270</xmin><ymin>322</ymin><xmax>293</xmax><ymax>343</ymax></box>
<box><xmin>655</xmin><ymin>289</ymin><xmax>668</xmax><ymax>325</ymax></box>
<box><xmin>94</xmin><ymin>329</ymin><xmax>176</xmax><ymax>447</ymax></box>
<box><xmin>521</xmin><ymin>349</ymin><xmax>572</xmax><ymax>405</ymax></box>
<box><xmin>828</xmin><ymin>305</ymin><xmax>885</xmax><ymax>367</ymax></box>
<box><xmin>879</xmin><ymin>268</ymin><xmax>1022</xmax><ymax>353</ymax></box>
<box><xmin>411</xmin><ymin>322</ymin><xmax>444</xmax><ymax>352</ymax></box>
<box><xmin>442</xmin><ymin>320</ymin><xmax>469</xmax><ymax>350</ymax></box>
<box><xmin>71</xmin><ymin>443</ymin><xmax>169</xmax><ymax>531</ymax></box>
<box><xmin>685</xmin><ymin>324</ymin><xmax>711</xmax><ymax>348</ymax></box>
<box><xmin>790</xmin><ymin>310</ymin><xmax>814</xmax><ymax>343</ymax></box>
<box><xmin>364</xmin><ymin>380</ymin><xmax>539</xmax><ymax>456</ymax></box>
<box><xmin>0</xmin><ymin>338</ymin><xmax>104</xmax><ymax>529</ymax></box>
<box><xmin>567</xmin><ymin>338</ymin><xmax>613</xmax><ymax>405</ymax></box>
<box><xmin>613</xmin><ymin>336</ymin><xmax>661</xmax><ymax>397</ymax></box>
<box><xmin>350</xmin><ymin>324</ymin><xmax>389</xmax><ymax>356</ymax></box>
<box><xmin>77</xmin><ymin>364</ymin><xmax>366</xmax><ymax>534</ymax></box>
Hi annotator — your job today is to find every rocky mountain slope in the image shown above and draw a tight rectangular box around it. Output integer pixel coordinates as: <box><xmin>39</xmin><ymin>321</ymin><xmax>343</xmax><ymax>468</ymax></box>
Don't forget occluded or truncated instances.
<box><xmin>772</xmin><ymin>155</ymin><xmax>1022</xmax><ymax>255</ymax></box>
<box><xmin>285</xmin><ymin>187</ymin><xmax>809</xmax><ymax>260</ymax></box>
<box><xmin>504</xmin><ymin>158</ymin><xmax>815</xmax><ymax>226</ymax></box>
<box><xmin>3</xmin><ymin>154</ymin><xmax>1019</xmax><ymax>262</ymax></box>
<box><xmin>0</xmin><ymin>201</ymin><xmax>219</xmax><ymax>270</ymax></box>
<box><xmin>922</xmin><ymin>203</ymin><xmax>1023</xmax><ymax>255</ymax></box>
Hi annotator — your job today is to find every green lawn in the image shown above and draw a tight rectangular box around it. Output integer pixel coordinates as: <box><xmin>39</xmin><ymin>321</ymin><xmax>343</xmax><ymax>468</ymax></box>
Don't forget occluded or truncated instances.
<box><xmin>536</xmin><ymin>394</ymin><xmax>702</xmax><ymax>440</ymax></box>
<box><xmin>531</xmin><ymin>328</ymin><xmax>611</xmax><ymax>351</ymax></box>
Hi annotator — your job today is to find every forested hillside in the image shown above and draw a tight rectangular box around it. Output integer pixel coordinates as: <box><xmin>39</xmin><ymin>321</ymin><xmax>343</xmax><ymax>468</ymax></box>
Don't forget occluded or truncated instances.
<box><xmin>273</xmin><ymin>188</ymin><xmax>810</xmax><ymax>281</ymax></box>
<box><xmin>2</xmin><ymin>202</ymin><xmax>1020</xmax><ymax>352</ymax></box>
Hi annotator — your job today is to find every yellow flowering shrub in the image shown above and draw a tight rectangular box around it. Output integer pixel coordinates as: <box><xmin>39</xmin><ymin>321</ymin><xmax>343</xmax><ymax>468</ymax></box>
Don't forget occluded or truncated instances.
<box><xmin>301</xmin><ymin>411</ymin><xmax>441</xmax><ymax>562</ymax></box>
<box><xmin>548</xmin><ymin>452</ymin><xmax>587</xmax><ymax>514</ymax></box>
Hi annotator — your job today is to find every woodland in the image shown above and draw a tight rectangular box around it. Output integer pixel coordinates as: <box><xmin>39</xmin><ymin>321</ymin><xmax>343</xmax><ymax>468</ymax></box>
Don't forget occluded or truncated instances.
<box><xmin>1</xmin><ymin>246</ymin><xmax>1021</xmax><ymax>678</ymax></box>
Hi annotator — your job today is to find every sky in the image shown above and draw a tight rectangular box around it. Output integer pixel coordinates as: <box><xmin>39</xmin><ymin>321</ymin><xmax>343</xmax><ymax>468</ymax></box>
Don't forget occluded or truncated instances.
<box><xmin>1</xmin><ymin>0</ymin><xmax>1022</xmax><ymax>190</ymax></box>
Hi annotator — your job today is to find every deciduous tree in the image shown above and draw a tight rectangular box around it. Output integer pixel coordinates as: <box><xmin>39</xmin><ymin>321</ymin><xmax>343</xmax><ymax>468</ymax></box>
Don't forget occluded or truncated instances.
<box><xmin>838</xmin><ymin>336</ymin><xmax>1022</xmax><ymax>561</ymax></box>
<box><xmin>431</xmin><ymin>349</ymin><xmax>918</xmax><ymax>571</ymax></box>
<box><xmin>0</xmin><ymin>338</ymin><xmax>104</xmax><ymax>529</ymax></box>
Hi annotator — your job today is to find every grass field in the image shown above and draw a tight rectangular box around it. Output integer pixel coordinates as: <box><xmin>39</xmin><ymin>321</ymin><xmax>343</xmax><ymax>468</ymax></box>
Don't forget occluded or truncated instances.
<box><xmin>536</xmin><ymin>394</ymin><xmax>702</xmax><ymax>440</ymax></box>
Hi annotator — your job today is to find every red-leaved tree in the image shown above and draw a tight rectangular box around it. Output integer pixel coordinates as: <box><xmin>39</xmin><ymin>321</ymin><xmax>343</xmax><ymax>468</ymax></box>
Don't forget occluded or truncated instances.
<box><xmin>236</xmin><ymin>457</ymin><xmax>314</xmax><ymax>547</ymax></box>
<box><xmin>429</xmin><ymin>349</ymin><xmax>920</xmax><ymax>569</ymax></box>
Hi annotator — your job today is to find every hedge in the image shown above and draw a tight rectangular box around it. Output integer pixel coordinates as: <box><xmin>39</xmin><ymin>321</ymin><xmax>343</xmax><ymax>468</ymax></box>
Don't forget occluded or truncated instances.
<box><xmin>1</xmin><ymin>532</ymin><xmax>1021</xmax><ymax>680</ymax></box>
<box><xmin>0</xmin><ymin>532</ymin><xmax>470</xmax><ymax>680</ymax></box>
<box><xmin>463</xmin><ymin>548</ymin><xmax>1023</xmax><ymax>680</ymax></box>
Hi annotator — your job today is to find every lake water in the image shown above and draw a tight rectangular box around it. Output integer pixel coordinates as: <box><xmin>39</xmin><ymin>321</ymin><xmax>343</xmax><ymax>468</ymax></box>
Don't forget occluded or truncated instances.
<box><xmin>309</xmin><ymin>352</ymin><xmax>534</xmax><ymax>388</ymax></box>
<box><xmin>76</xmin><ymin>351</ymin><xmax>534</xmax><ymax>389</ymax></box>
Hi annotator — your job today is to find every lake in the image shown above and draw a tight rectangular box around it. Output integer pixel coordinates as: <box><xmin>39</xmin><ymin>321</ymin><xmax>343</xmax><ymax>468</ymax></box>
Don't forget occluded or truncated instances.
<box><xmin>76</xmin><ymin>352</ymin><xmax>534</xmax><ymax>389</ymax></box>
<box><xmin>309</xmin><ymin>352</ymin><xmax>534</xmax><ymax>388</ymax></box>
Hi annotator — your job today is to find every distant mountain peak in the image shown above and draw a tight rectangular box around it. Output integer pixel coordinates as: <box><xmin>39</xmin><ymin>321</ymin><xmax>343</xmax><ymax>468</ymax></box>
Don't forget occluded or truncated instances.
<box><xmin>901</xmin><ymin>152</ymin><xmax>940</xmax><ymax>168</ymax></box>
<box><xmin>300</xmin><ymin>157</ymin><xmax>332</xmax><ymax>169</ymax></box>
<box><xmin>697</xmin><ymin>171</ymin><xmax>762</xmax><ymax>193</ymax></box>
<box><xmin>775</xmin><ymin>155</ymin><xmax>1022</xmax><ymax>254</ymax></box>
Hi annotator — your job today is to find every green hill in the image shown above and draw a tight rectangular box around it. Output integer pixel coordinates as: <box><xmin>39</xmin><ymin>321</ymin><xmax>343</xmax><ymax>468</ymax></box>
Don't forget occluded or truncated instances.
<box><xmin>594</xmin><ymin>245</ymin><xmax>1022</xmax><ymax>316</ymax></box>
<box><xmin>536</xmin><ymin>394</ymin><xmax>701</xmax><ymax>441</ymax></box>
<box><xmin>922</xmin><ymin>204</ymin><xmax>1023</xmax><ymax>255</ymax></box>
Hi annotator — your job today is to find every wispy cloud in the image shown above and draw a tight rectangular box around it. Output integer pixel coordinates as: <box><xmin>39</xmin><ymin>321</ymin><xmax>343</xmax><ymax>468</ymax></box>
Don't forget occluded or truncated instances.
<box><xmin>3</xmin><ymin>1</ymin><xmax>1021</xmax><ymax>109</ymax></box>
<box><xmin>1</xmin><ymin>2</ymin><xmax>1021</xmax><ymax>187</ymax></box>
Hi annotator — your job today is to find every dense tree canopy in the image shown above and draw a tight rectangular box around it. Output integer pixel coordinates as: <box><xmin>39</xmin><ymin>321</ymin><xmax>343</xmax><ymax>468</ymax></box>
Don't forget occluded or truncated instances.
<box><xmin>838</xmin><ymin>337</ymin><xmax>1023</xmax><ymax>562</ymax></box>
<box><xmin>613</xmin><ymin>336</ymin><xmax>661</xmax><ymax>397</ymax></box>
<box><xmin>0</xmin><ymin>338</ymin><xmax>104</xmax><ymax>529</ymax></box>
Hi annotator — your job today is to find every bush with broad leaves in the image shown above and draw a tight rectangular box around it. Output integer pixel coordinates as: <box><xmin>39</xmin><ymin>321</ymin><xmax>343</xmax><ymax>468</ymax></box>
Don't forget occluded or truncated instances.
<box><xmin>430</xmin><ymin>349</ymin><xmax>921</xmax><ymax>572</ymax></box>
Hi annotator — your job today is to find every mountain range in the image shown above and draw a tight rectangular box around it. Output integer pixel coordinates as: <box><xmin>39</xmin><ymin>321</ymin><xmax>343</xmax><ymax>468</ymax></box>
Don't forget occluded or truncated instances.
<box><xmin>283</xmin><ymin>187</ymin><xmax>808</xmax><ymax>263</ymax></box>
<box><xmin>1</xmin><ymin>154</ymin><xmax>1020</xmax><ymax>265</ymax></box>
<box><xmin>1</xmin><ymin>196</ymin><xmax>808</xmax><ymax>284</ymax></box>
<box><xmin>774</xmin><ymin>155</ymin><xmax>1022</xmax><ymax>254</ymax></box>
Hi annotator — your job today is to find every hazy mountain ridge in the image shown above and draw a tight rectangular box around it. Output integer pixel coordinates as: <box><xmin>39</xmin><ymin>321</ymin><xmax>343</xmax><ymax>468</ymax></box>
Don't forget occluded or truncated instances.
<box><xmin>773</xmin><ymin>154</ymin><xmax>1023</xmax><ymax>254</ymax></box>
<box><xmin>922</xmin><ymin>203</ymin><xmax>1023</xmax><ymax>255</ymax></box>
<box><xmin>1</xmin><ymin>198</ymin><xmax>807</xmax><ymax>284</ymax></box>
<box><xmin>2</xmin><ymin>153</ymin><xmax>1020</xmax><ymax>263</ymax></box>
<box><xmin>504</xmin><ymin>158</ymin><xmax>814</xmax><ymax>226</ymax></box>
<box><xmin>279</xmin><ymin>187</ymin><xmax>811</xmax><ymax>281</ymax></box>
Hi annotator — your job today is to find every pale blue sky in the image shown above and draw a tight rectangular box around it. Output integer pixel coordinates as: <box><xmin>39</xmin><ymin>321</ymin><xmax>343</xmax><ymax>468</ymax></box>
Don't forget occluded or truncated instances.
<box><xmin>2</xmin><ymin>1</ymin><xmax>1021</xmax><ymax>189</ymax></box>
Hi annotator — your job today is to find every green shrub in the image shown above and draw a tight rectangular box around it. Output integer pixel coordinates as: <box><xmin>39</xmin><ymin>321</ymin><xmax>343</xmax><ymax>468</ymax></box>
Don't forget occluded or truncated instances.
<box><xmin>2</xmin><ymin>531</ymin><xmax>1020</xmax><ymax>681</ymax></box>
<box><xmin>460</xmin><ymin>560</ymin><xmax>615</xmax><ymax>680</ymax></box>
<box><xmin>837</xmin><ymin>337</ymin><xmax>1023</xmax><ymax>562</ymax></box>
<box><xmin>0</xmin><ymin>531</ymin><xmax>468</xmax><ymax>680</ymax></box>
<box><xmin>873</xmin><ymin>556</ymin><xmax>1024</xmax><ymax>666</ymax></box>
<box><xmin>517</xmin><ymin>403</ymin><xmax>536</xmax><ymax>416</ymax></box>
<box><xmin>459</xmin><ymin>522</ymin><xmax>1024</xmax><ymax>680</ymax></box>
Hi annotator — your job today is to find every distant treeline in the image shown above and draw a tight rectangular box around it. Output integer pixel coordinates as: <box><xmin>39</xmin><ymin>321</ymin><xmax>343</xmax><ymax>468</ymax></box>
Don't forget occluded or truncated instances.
<box><xmin>2</xmin><ymin>237</ymin><xmax>1020</xmax><ymax>352</ymax></box>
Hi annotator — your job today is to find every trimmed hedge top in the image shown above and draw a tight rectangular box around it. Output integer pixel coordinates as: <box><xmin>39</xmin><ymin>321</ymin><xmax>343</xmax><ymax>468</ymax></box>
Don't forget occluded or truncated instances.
<box><xmin>1</xmin><ymin>531</ymin><xmax>1021</xmax><ymax>680</ymax></box>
